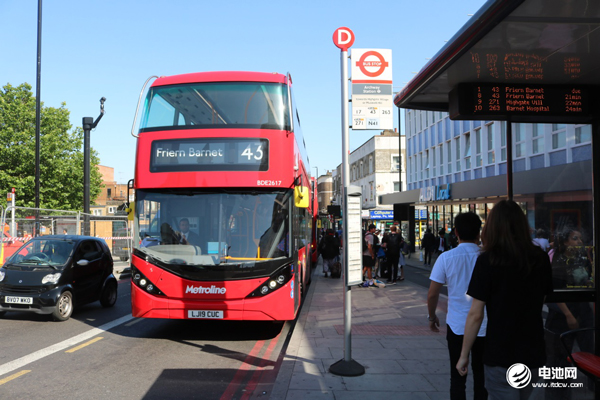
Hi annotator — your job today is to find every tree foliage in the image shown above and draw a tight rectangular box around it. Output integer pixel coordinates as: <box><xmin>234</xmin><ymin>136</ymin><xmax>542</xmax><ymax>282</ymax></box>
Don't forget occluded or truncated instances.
<box><xmin>0</xmin><ymin>83</ymin><xmax>103</xmax><ymax>211</ymax></box>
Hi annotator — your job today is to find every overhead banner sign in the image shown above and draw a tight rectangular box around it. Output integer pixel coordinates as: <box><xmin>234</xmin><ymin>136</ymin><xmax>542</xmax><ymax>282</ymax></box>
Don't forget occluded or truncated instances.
<box><xmin>351</xmin><ymin>48</ymin><xmax>393</xmax><ymax>130</ymax></box>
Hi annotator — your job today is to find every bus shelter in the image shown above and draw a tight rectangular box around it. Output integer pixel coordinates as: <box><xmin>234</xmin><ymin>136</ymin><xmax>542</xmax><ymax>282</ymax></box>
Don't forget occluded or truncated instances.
<box><xmin>387</xmin><ymin>0</ymin><xmax>600</xmax><ymax>396</ymax></box>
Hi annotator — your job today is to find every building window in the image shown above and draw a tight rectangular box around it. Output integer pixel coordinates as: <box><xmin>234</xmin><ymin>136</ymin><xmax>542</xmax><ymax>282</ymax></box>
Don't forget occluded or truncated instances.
<box><xmin>425</xmin><ymin>150</ymin><xmax>430</xmax><ymax>179</ymax></box>
<box><xmin>392</xmin><ymin>155</ymin><xmax>400</xmax><ymax>171</ymax></box>
<box><xmin>432</xmin><ymin>146</ymin><xmax>436</xmax><ymax>176</ymax></box>
<box><xmin>475</xmin><ymin>128</ymin><xmax>482</xmax><ymax>167</ymax></box>
<box><xmin>487</xmin><ymin>123</ymin><xmax>495</xmax><ymax>164</ymax></box>
<box><xmin>93</xmin><ymin>209</ymin><xmax>102</xmax><ymax>216</ymax></box>
<box><xmin>447</xmin><ymin>141</ymin><xmax>453</xmax><ymax>173</ymax></box>
<box><xmin>360</xmin><ymin>161</ymin><xmax>363</xmax><ymax>178</ymax></box>
<box><xmin>552</xmin><ymin>124</ymin><xmax>566</xmax><ymax>149</ymax></box>
<box><xmin>107</xmin><ymin>206</ymin><xmax>116</xmax><ymax>214</ymax></box>
<box><xmin>575</xmin><ymin>125</ymin><xmax>591</xmax><ymax>144</ymax></box>
<box><xmin>455</xmin><ymin>137</ymin><xmax>461</xmax><ymax>171</ymax></box>
<box><xmin>369</xmin><ymin>156</ymin><xmax>374</xmax><ymax>173</ymax></box>
<box><xmin>439</xmin><ymin>145</ymin><xmax>444</xmax><ymax>175</ymax></box>
<box><xmin>464</xmin><ymin>133</ymin><xmax>471</xmax><ymax>169</ymax></box>
<box><xmin>107</xmin><ymin>188</ymin><xmax>112</xmax><ymax>199</ymax></box>
<box><xmin>532</xmin><ymin>124</ymin><xmax>545</xmax><ymax>154</ymax></box>
<box><xmin>394</xmin><ymin>181</ymin><xmax>400</xmax><ymax>191</ymax></box>
<box><xmin>514</xmin><ymin>123</ymin><xmax>526</xmax><ymax>158</ymax></box>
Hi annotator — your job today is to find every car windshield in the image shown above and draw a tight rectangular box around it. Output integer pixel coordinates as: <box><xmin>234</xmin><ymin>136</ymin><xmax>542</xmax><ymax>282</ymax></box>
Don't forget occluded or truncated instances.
<box><xmin>139</xmin><ymin>82</ymin><xmax>290</xmax><ymax>131</ymax></box>
<box><xmin>8</xmin><ymin>239</ymin><xmax>74</xmax><ymax>268</ymax></box>
<box><xmin>134</xmin><ymin>190</ymin><xmax>291</xmax><ymax>268</ymax></box>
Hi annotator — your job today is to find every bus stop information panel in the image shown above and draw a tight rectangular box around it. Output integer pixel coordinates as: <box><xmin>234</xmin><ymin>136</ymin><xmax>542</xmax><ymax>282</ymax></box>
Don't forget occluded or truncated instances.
<box><xmin>450</xmin><ymin>83</ymin><xmax>598</xmax><ymax>123</ymax></box>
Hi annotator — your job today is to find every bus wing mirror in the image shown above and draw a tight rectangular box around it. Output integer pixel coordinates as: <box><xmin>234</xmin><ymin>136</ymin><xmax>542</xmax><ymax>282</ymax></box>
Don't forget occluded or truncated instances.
<box><xmin>294</xmin><ymin>186</ymin><xmax>309</xmax><ymax>208</ymax></box>
<box><xmin>126</xmin><ymin>202</ymin><xmax>135</xmax><ymax>221</ymax></box>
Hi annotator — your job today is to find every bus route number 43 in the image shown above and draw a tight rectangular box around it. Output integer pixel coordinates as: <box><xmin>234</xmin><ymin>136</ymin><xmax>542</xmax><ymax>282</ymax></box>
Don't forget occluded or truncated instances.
<box><xmin>242</xmin><ymin>145</ymin><xmax>263</xmax><ymax>160</ymax></box>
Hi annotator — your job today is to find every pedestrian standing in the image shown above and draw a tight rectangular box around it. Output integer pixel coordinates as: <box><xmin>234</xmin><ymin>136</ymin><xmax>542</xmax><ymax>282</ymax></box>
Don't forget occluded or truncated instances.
<box><xmin>317</xmin><ymin>229</ymin><xmax>340</xmax><ymax>277</ymax></box>
<box><xmin>422</xmin><ymin>228</ymin><xmax>436</xmax><ymax>266</ymax></box>
<box><xmin>457</xmin><ymin>200</ymin><xmax>553</xmax><ymax>399</ymax></box>
<box><xmin>361</xmin><ymin>224</ymin><xmax>377</xmax><ymax>287</ymax></box>
<box><xmin>382</xmin><ymin>225</ymin><xmax>402</xmax><ymax>284</ymax></box>
<box><xmin>427</xmin><ymin>212</ymin><xmax>486</xmax><ymax>400</ymax></box>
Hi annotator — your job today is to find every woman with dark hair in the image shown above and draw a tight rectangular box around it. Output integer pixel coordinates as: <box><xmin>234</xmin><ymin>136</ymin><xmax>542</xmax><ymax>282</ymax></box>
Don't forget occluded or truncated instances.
<box><xmin>456</xmin><ymin>200</ymin><xmax>553</xmax><ymax>399</ymax></box>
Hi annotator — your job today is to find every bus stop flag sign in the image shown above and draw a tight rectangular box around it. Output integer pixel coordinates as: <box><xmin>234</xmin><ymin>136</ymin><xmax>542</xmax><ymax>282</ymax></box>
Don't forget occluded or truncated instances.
<box><xmin>333</xmin><ymin>27</ymin><xmax>355</xmax><ymax>51</ymax></box>
<box><xmin>351</xmin><ymin>48</ymin><xmax>393</xmax><ymax>130</ymax></box>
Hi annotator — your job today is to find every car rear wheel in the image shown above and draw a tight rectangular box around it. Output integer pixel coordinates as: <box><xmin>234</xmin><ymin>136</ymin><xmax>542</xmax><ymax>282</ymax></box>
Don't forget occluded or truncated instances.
<box><xmin>100</xmin><ymin>280</ymin><xmax>118</xmax><ymax>307</ymax></box>
<box><xmin>52</xmin><ymin>291</ymin><xmax>73</xmax><ymax>321</ymax></box>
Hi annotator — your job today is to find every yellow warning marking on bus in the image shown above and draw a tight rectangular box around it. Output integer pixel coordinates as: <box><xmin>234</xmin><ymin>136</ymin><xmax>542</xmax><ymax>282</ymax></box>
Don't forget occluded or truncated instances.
<box><xmin>0</xmin><ymin>370</ymin><xmax>31</xmax><ymax>386</ymax></box>
<box><xmin>65</xmin><ymin>337</ymin><xmax>104</xmax><ymax>353</ymax></box>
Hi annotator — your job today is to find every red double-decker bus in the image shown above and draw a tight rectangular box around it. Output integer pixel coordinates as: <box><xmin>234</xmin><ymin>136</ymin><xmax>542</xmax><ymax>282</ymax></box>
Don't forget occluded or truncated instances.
<box><xmin>130</xmin><ymin>71</ymin><xmax>315</xmax><ymax>321</ymax></box>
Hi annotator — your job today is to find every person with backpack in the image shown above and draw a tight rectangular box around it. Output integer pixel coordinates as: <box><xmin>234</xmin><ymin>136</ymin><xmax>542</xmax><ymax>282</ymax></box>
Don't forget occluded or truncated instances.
<box><xmin>361</xmin><ymin>224</ymin><xmax>377</xmax><ymax>287</ymax></box>
<box><xmin>317</xmin><ymin>229</ymin><xmax>340</xmax><ymax>277</ymax></box>
<box><xmin>383</xmin><ymin>225</ymin><xmax>405</xmax><ymax>284</ymax></box>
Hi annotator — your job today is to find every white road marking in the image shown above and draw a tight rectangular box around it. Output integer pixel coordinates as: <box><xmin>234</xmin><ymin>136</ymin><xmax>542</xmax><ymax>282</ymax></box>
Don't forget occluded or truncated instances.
<box><xmin>0</xmin><ymin>314</ymin><xmax>134</xmax><ymax>377</ymax></box>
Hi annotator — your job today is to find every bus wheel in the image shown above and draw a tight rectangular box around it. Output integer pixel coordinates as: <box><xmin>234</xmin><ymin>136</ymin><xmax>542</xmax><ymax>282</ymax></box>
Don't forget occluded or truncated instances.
<box><xmin>52</xmin><ymin>291</ymin><xmax>73</xmax><ymax>321</ymax></box>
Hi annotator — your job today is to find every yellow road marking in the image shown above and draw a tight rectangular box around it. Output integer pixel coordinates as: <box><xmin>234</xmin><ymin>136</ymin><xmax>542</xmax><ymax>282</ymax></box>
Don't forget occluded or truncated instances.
<box><xmin>0</xmin><ymin>370</ymin><xmax>31</xmax><ymax>385</ymax></box>
<box><xmin>65</xmin><ymin>337</ymin><xmax>103</xmax><ymax>353</ymax></box>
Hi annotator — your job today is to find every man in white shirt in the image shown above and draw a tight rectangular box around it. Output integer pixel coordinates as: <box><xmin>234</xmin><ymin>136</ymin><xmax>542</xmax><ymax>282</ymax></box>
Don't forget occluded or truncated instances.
<box><xmin>427</xmin><ymin>212</ymin><xmax>487</xmax><ymax>400</ymax></box>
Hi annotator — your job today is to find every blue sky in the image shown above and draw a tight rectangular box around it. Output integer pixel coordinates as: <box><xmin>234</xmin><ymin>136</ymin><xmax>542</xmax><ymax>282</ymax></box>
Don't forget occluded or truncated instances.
<box><xmin>1</xmin><ymin>0</ymin><xmax>487</xmax><ymax>183</ymax></box>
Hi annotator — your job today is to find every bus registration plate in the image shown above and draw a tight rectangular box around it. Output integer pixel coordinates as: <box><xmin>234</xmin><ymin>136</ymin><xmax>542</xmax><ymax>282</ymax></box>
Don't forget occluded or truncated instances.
<box><xmin>188</xmin><ymin>310</ymin><xmax>223</xmax><ymax>319</ymax></box>
<box><xmin>5</xmin><ymin>296</ymin><xmax>33</xmax><ymax>305</ymax></box>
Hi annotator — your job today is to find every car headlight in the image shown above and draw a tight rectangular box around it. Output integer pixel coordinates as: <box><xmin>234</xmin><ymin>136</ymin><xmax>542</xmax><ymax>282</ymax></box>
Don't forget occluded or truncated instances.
<box><xmin>0</xmin><ymin>269</ymin><xmax>5</xmax><ymax>282</ymax></box>
<box><xmin>42</xmin><ymin>273</ymin><xmax>61</xmax><ymax>284</ymax></box>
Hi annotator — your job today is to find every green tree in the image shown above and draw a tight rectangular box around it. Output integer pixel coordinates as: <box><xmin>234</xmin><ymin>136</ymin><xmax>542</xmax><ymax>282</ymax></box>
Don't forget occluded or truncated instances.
<box><xmin>0</xmin><ymin>83</ymin><xmax>103</xmax><ymax>211</ymax></box>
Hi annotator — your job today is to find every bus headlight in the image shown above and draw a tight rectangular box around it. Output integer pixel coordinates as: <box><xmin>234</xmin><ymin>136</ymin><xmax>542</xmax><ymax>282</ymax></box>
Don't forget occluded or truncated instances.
<box><xmin>131</xmin><ymin>266</ymin><xmax>165</xmax><ymax>296</ymax></box>
<box><xmin>247</xmin><ymin>263</ymin><xmax>293</xmax><ymax>298</ymax></box>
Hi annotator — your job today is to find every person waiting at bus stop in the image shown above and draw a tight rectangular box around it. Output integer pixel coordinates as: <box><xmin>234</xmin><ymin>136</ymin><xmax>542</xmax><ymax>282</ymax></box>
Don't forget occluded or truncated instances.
<box><xmin>318</xmin><ymin>229</ymin><xmax>340</xmax><ymax>277</ymax></box>
<box><xmin>361</xmin><ymin>224</ymin><xmax>377</xmax><ymax>287</ymax></box>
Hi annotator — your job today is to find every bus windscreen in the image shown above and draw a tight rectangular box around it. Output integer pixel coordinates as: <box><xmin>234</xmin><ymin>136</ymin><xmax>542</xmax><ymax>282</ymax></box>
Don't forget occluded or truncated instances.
<box><xmin>140</xmin><ymin>82</ymin><xmax>290</xmax><ymax>131</ymax></box>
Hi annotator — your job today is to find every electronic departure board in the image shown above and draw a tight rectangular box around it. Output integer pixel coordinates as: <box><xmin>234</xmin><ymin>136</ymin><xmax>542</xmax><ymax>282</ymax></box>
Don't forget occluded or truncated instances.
<box><xmin>449</xmin><ymin>83</ymin><xmax>596</xmax><ymax>122</ymax></box>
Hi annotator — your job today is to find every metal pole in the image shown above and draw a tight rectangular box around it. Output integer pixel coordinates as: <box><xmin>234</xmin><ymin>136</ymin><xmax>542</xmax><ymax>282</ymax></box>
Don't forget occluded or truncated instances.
<box><xmin>340</xmin><ymin>49</ymin><xmax>352</xmax><ymax>365</ymax></box>
<box><xmin>506</xmin><ymin>120</ymin><xmax>513</xmax><ymax>201</ymax></box>
<box><xmin>591</xmin><ymin>119</ymin><xmax>600</xmax><ymax>399</ymax></box>
<box><xmin>34</xmin><ymin>0</ymin><xmax>42</xmax><ymax>235</ymax></box>
<box><xmin>82</xmin><ymin>117</ymin><xmax>92</xmax><ymax>236</ymax></box>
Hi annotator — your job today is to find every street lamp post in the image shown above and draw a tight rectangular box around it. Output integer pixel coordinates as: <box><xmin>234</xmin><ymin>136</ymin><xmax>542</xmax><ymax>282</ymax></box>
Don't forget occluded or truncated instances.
<box><xmin>82</xmin><ymin>97</ymin><xmax>106</xmax><ymax>236</ymax></box>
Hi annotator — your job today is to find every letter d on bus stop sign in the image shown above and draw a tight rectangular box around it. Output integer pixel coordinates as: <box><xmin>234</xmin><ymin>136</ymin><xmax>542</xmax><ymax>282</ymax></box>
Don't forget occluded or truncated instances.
<box><xmin>333</xmin><ymin>27</ymin><xmax>354</xmax><ymax>51</ymax></box>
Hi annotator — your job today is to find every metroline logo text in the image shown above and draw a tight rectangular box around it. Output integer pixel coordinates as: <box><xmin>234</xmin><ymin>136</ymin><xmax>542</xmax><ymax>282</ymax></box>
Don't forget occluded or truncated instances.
<box><xmin>186</xmin><ymin>285</ymin><xmax>226</xmax><ymax>294</ymax></box>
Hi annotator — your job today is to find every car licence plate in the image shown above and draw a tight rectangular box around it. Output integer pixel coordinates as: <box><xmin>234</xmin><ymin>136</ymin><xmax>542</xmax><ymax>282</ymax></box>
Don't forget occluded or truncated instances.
<box><xmin>188</xmin><ymin>310</ymin><xmax>223</xmax><ymax>319</ymax></box>
<box><xmin>5</xmin><ymin>296</ymin><xmax>33</xmax><ymax>305</ymax></box>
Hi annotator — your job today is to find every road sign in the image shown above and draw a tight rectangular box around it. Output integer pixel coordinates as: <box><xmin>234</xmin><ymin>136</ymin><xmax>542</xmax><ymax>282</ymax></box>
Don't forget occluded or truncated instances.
<box><xmin>333</xmin><ymin>27</ymin><xmax>355</xmax><ymax>51</ymax></box>
<box><xmin>351</xmin><ymin>49</ymin><xmax>393</xmax><ymax>130</ymax></box>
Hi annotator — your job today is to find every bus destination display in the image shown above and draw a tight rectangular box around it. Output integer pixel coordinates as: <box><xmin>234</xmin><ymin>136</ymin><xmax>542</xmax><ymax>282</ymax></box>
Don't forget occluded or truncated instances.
<box><xmin>151</xmin><ymin>138</ymin><xmax>268</xmax><ymax>172</ymax></box>
<box><xmin>449</xmin><ymin>83</ymin><xmax>592</xmax><ymax>122</ymax></box>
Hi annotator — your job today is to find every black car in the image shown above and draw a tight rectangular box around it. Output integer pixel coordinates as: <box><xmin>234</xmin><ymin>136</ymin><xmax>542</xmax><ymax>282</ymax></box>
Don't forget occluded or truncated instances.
<box><xmin>0</xmin><ymin>235</ymin><xmax>118</xmax><ymax>321</ymax></box>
